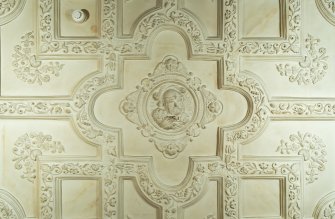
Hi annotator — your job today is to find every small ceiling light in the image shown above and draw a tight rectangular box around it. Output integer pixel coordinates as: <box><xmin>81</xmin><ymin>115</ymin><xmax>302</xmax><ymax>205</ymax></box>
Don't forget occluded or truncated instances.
<box><xmin>71</xmin><ymin>9</ymin><xmax>89</xmax><ymax>23</ymax></box>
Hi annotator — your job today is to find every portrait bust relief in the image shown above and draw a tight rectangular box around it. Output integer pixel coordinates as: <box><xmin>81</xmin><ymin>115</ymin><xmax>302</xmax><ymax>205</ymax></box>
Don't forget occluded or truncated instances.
<box><xmin>120</xmin><ymin>55</ymin><xmax>222</xmax><ymax>158</ymax></box>
<box><xmin>151</xmin><ymin>85</ymin><xmax>192</xmax><ymax>131</ymax></box>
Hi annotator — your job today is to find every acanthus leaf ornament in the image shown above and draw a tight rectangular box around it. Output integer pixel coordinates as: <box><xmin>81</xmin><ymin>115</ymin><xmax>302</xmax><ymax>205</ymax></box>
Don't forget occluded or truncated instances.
<box><xmin>12</xmin><ymin>132</ymin><xmax>65</xmax><ymax>182</ymax></box>
<box><xmin>12</xmin><ymin>32</ymin><xmax>64</xmax><ymax>85</ymax></box>
<box><xmin>276</xmin><ymin>34</ymin><xmax>328</xmax><ymax>85</ymax></box>
<box><xmin>120</xmin><ymin>56</ymin><xmax>223</xmax><ymax>158</ymax></box>
<box><xmin>276</xmin><ymin>132</ymin><xmax>327</xmax><ymax>184</ymax></box>
<box><xmin>269</xmin><ymin>101</ymin><xmax>335</xmax><ymax>117</ymax></box>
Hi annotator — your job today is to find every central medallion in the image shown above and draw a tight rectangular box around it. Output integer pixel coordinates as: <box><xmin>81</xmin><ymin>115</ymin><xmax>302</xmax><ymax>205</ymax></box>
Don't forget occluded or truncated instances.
<box><xmin>148</xmin><ymin>82</ymin><xmax>195</xmax><ymax>132</ymax></box>
<box><xmin>120</xmin><ymin>56</ymin><xmax>222</xmax><ymax>158</ymax></box>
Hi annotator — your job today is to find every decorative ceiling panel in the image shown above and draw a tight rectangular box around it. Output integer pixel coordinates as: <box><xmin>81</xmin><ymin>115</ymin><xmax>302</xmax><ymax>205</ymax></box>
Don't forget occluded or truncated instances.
<box><xmin>0</xmin><ymin>0</ymin><xmax>334</xmax><ymax>219</ymax></box>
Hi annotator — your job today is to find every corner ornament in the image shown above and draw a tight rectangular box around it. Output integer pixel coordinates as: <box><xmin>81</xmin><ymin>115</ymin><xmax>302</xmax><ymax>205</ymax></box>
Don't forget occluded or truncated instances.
<box><xmin>120</xmin><ymin>56</ymin><xmax>223</xmax><ymax>158</ymax></box>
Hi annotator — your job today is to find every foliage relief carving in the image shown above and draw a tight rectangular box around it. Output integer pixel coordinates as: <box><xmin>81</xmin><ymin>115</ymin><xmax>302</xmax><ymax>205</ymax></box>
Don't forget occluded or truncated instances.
<box><xmin>38</xmin><ymin>0</ymin><xmax>118</xmax><ymax>81</ymax></box>
<box><xmin>0</xmin><ymin>101</ymin><xmax>72</xmax><ymax>116</ymax></box>
<box><xmin>276</xmin><ymin>35</ymin><xmax>328</xmax><ymax>85</ymax></box>
<box><xmin>238</xmin><ymin>0</ymin><xmax>301</xmax><ymax>55</ymax></box>
<box><xmin>116</xmin><ymin>1</ymin><xmax>205</xmax><ymax>54</ymax></box>
<box><xmin>12</xmin><ymin>32</ymin><xmax>64</xmax><ymax>85</ymax></box>
<box><xmin>277</xmin><ymin>132</ymin><xmax>327</xmax><ymax>183</ymax></box>
<box><xmin>72</xmin><ymin>73</ymin><xmax>118</xmax><ymax>156</ymax></box>
<box><xmin>277</xmin><ymin>132</ymin><xmax>327</xmax><ymax>184</ymax></box>
<box><xmin>0</xmin><ymin>0</ymin><xmax>311</xmax><ymax>218</ymax></box>
<box><xmin>12</xmin><ymin>132</ymin><xmax>65</xmax><ymax>182</ymax></box>
<box><xmin>269</xmin><ymin>102</ymin><xmax>335</xmax><ymax>116</ymax></box>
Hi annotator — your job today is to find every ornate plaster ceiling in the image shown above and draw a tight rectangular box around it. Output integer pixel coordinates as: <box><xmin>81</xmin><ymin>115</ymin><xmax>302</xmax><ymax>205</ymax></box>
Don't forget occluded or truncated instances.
<box><xmin>0</xmin><ymin>0</ymin><xmax>335</xmax><ymax>219</ymax></box>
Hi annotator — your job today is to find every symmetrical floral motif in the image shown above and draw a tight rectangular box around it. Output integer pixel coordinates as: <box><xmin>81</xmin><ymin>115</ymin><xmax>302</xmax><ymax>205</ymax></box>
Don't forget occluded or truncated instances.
<box><xmin>12</xmin><ymin>132</ymin><xmax>65</xmax><ymax>182</ymax></box>
<box><xmin>269</xmin><ymin>101</ymin><xmax>335</xmax><ymax>117</ymax></box>
<box><xmin>120</xmin><ymin>56</ymin><xmax>222</xmax><ymax>158</ymax></box>
<box><xmin>0</xmin><ymin>101</ymin><xmax>72</xmax><ymax>116</ymax></box>
<box><xmin>12</xmin><ymin>32</ymin><xmax>64</xmax><ymax>85</ymax></box>
<box><xmin>0</xmin><ymin>1</ymin><xmax>316</xmax><ymax>218</ymax></box>
<box><xmin>276</xmin><ymin>35</ymin><xmax>328</xmax><ymax>85</ymax></box>
<box><xmin>277</xmin><ymin>132</ymin><xmax>327</xmax><ymax>183</ymax></box>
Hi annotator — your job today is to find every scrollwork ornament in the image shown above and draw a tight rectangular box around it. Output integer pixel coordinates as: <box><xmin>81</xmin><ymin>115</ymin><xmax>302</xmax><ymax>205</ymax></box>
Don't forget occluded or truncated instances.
<box><xmin>269</xmin><ymin>102</ymin><xmax>335</xmax><ymax>117</ymax></box>
<box><xmin>12</xmin><ymin>32</ymin><xmax>64</xmax><ymax>85</ymax></box>
<box><xmin>116</xmin><ymin>2</ymin><xmax>206</xmax><ymax>54</ymax></box>
<box><xmin>224</xmin><ymin>73</ymin><xmax>270</xmax><ymax>166</ymax></box>
<box><xmin>276</xmin><ymin>35</ymin><xmax>328</xmax><ymax>85</ymax></box>
<box><xmin>72</xmin><ymin>73</ymin><xmax>118</xmax><ymax>157</ymax></box>
<box><xmin>12</xmin><ymin>132</ymin><xmax>65</xmax><ymax>182</ymax></box>
<box><xmin>276</xmin><ymin>132</ymin><xmax>327</xmax><ymax>183</ymax></box>
<box><xmin>0</xmin><ymin>101</ymin><xmax>72</xmax><ymax>116</ymax></box>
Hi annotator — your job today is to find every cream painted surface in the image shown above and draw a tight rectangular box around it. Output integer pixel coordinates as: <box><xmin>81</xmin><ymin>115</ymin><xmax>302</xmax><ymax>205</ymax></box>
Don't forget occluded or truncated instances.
<box><xmin>0</xmin><ymin>0</ymin><xmax>335</xmax><ymax>219</ymax></box>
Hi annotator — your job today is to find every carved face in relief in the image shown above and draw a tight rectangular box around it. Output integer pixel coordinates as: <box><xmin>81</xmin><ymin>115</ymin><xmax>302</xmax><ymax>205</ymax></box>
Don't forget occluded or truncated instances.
<box><xmin>120</xmin><ymin>56</ymin><xmax>223</xmax><ymax>158</ymax></box>
<box><xmin>151</xmin><ymin>85</ymin><xmax>192</xmax><ymax>131</ymax></box>
<box><xmin>208</xmin><ymin>101</ymin><xmax>222</xmax><ymax>114</ymax></box>
<box><xmin>163</xmin><ymin>57</ymin><xmax>178</xmax><ymax>72</ymax></box>
<box><xmin>163</xmin><ymin>89</ymin><xmax>184</xmax><ymax>115</ymax></box>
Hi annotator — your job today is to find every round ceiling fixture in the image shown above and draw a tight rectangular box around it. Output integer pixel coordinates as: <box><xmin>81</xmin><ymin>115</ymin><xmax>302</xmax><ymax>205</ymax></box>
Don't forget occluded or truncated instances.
<box><xmin>71</xmin><ymin>9</ymin><xmax>89</xmax><ymax>23</ymax></box>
